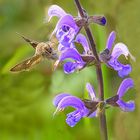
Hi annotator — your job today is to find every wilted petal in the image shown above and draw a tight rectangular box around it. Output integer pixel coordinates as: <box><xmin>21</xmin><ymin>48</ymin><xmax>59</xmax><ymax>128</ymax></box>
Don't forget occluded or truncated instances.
<box><xmin>75</xmin><ymin>34</ymin><xmax>90</xmax><ymax>53</ymax></box>
<box><xmin>59</xmin><ymin>48</ymin><xmax>83</xmax><ymax>62</ymax></box>
<box><xmin>66</xmin><ymin>110</ymin><xmax>85</xmax><ymax>127</ymax></box>
<box><xmin>117</xmin><ymin>78</ymin><xmax>134</xmax><ymax>98</ymax></box>
<box><xmin>53</xmin><ymin>93</ymin><xmax>71</xmax><ymax>106</ymax></box>
<box><xmin>106</xmin><ymin>31</ymin><xmax>116</xmax><ymax>50</ymax></box>
<box><xmin>48</xmin><ymin>5</ymin><xmax>67</xmax><ymax>21</ymax></box>
<box><xmin>117</xmin><ymin>99</ymin><xmax>135</xmax><ymax>112</ymax></box>
<box><xmin>86</xmin><ymin>83</ymin><xmax>96</xmax><ymax>100</ymax></box>
<box><xmin>111</xmin><ymin>43</ymin><xmax>135</xmax><ymax>61</ymax></box>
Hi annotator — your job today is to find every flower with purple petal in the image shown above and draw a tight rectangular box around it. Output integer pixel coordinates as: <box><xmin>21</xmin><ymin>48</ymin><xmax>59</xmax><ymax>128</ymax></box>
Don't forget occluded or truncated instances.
<box><xmin>48</xmin><ymin>5</ymin><xmax>79</xmax><ymax>48</ymax></box>
<box><xmin>106</xmin><ymin>78</ymin><xmax>135</xmax><ymax>112</ymax></box>
<box><xmin>55</xmin><ymin>34</ymin><xmax>94</xmax><ymax>74</ymax></box>
<box><xmin>116</xmin><ymin>78</ymin><xmax>135</xmax><ymax>112</ymax></box>
<box><xmin>100</xmin><ymin>31</ymin><xmax>135</xmax><ymax>78</ymax></box>
<box><xmin>53</xmin><ymin>83</ymin><xmax>98</xmax><ymax>127</ymax></box>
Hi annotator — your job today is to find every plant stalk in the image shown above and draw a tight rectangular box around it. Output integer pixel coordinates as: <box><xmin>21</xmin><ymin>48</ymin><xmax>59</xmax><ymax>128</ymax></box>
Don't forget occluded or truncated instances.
<box><xmin>74</xmin><ymin>0</ymin><xmax>108</xmax><ymax>140</ymax></box>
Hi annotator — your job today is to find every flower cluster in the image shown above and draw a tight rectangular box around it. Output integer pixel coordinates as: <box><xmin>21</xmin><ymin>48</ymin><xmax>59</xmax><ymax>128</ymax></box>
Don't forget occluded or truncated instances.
<box><xmin>100</xmin><ymin>31</ymin><xmax>135</xmax><ymax>78</ymax></box>
<box><xmin>53</xmin><ymin>79</ymin><xmax>135</xmax><ymax>127</ymax></box>
<box><xmin>47</xmin><ymin>5</ymin><xmax>135</xmax><ymax>127</ymax></box>
<box><xmin>48</xmin><ymin>5</ymin><xmax>106</xmax><ymax>74</ymax></box>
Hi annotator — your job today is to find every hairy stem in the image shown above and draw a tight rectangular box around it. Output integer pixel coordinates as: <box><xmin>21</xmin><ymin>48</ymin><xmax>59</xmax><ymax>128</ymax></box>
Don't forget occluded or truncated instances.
<box><xmin>74</xmin><ymin>0</ymin><xmax>108</xmax><ymax>140</ymax></box>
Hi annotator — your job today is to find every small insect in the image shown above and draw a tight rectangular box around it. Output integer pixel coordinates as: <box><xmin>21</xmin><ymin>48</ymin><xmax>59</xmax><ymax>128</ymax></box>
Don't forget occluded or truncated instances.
<box><xmin>10</xmin><ymin>34</ymin><xmax>58</xmax><ymax>72</ymax></box>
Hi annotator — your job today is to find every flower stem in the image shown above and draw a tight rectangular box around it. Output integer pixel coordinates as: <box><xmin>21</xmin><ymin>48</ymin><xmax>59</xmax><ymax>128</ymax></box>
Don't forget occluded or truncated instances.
<box><xmin>74</xmin><ymin>0</ymin><xmax>108</xmax><ymax>140</ymax></box>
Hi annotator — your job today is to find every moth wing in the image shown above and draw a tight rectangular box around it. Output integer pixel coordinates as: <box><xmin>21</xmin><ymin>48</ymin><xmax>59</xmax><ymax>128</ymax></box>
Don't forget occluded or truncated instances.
<box><xmin>10</xmin><ymin>55</ymin><xmax>43</xmax><ymax>72</ymax></box>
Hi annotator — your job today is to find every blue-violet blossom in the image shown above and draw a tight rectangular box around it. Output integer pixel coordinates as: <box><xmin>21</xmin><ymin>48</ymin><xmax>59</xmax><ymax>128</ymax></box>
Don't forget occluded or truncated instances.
<box><xmin>115</xmin><ymin>78</ymin><xmax>135</xmax><ymax>112</ymax></box>
<box><xmin>100</xmin><ymin>31</ymin><xmax>135</xmax><ymax>78</ymax></box>
<box><xmin>53</xmin><ymin>83</ymin><xmax>98</xmax><ymax>127</ymax></box>
<box><xmin>53</xmin><ymin>79</ymin><xmax>135</xmax><ymax>127</ymax></box>
<box><xmin>56</xmin><ymin>34</ymin><xmax>92</xmax><ymax>74</ymax></box>
<box><xmin>48</xmin><ymin>5</ymin><xmax>79</xmax><ymax>48</ymax></box>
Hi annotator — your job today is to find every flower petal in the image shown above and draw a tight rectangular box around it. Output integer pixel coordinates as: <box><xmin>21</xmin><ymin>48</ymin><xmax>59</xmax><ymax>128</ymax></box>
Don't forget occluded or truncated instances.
<box><xmin>59</xmin><ymin>48</ymin><xmax>83</xmax><ymax>62</ymax></box>
<box><xmin>117</xmin><ymin>99</ymin><xmax>135</xmax><ymax>112</ymax></box>
<box><xmin>56</xmin><ymin>27</ymin><xmax>76</xmax><ymax>47</ymax></box>
<box><xmin>63</xmin><ymin>62</ymin><xmax>78</xmax><ymax>74</ymax></box>
<box><xmin>106</xmin><ymin>31</ymin><xmax>116</xmax><ymax>50</ymax></box>
<box><xmin>56</xmin><ymin>14</ymin><xmax>79</xmax><ymax>32</ymax></box>
<box><xmin>48</xmin><ymin>5</ymin><xmax>67</xmax><ymax>21</ymax></box>
<box><xmin>86</xmin><ymin>83</ymin><xmax>96</xmax><ymax>100</ymax></box>
<box><xmin>66</xmin><ymin>110</ymin><xmax>84</xmax><ymax>127</ymax></box>
<box><xmin>111</xmin><ymin>43</ymin><xmax>135</xmax><ymax>61</ymax></box>
<box><xmin>75</xmin><ymin>34</ymin><xmax>90</xmax><ymax>53</ymax></box>
<box><xmin>55</xmin><ymin>95</ymin><xmax>85</xmax><ymax>112</ymax></box>
<box><xmin>118</xmin><ymin>64</ymin><xmax>132</xmax><ymax>78</ymax></box>
<box><xmin>117</xmin><ymin>78</ymin><xmax>134</xmax><ymax>98</ymax></box>
<box><xmin>108</xmin><ymin>55</ymin><xmax>132</xmax><ymax>77</ymax></box>
<box><xmin>53</xmin><ymin>93</ymin><xmax>71</xmax><ymax>107</ymax></box>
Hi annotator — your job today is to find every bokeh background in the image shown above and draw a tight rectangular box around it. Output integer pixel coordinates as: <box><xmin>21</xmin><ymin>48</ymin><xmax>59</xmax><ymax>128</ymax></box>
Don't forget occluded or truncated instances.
<box><xmin>0</xmin><ymin>0</ymin><xmax>140</xmax><ymax>139</ymax></box>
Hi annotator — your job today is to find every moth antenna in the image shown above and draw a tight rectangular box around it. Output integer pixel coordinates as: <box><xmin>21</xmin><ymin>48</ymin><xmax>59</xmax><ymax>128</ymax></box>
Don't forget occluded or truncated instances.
<box><xmin>16</xmin><ymin>32</ymin><xmax>39</xmax><ymax>49</ymax></box>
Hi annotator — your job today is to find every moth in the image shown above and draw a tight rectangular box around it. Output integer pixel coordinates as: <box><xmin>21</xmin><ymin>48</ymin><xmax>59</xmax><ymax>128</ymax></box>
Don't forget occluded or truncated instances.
<box><xmin>10</xmin><ymin>34</ymin><xmax>58</xmax><ymax>72</ymax></box>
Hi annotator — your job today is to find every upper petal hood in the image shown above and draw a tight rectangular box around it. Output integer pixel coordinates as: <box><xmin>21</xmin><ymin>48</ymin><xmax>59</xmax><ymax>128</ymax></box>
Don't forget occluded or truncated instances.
<box><xmin>48</xmin><ymin>5</ymin><xmax>67</xmax><ymax>21</ymax></box>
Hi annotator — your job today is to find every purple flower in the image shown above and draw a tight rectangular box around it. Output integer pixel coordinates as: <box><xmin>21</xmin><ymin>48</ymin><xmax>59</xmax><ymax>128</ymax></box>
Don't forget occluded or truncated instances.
<box><xmin>106</xmin><ymin>78</ymin><xmax>135</xmax><ymax>112</ymax></box>
<box><xmin>100</xmin><ymin>31</ymin><xmax>135</xmax><ymax>78</ymax></box>
<box><xmin>58</xmin><ymin>47</ymin><xmax>86</xmax><ymax>74</ymax></box>
<box><xmin>55</xmin><ymin>34</ymin><xmax>92</xmax><ymax>74</ymax></box>
<box><xmin>48</xmin><ymin>5</ymin><xmax>79</xmax><ymax>47</ymax></box>
<box><xmin>53</xmin><ymin>83</ymin><xmax>98</xmax><ymax>127</ymax></box>
<box><xmin>116</xmin><ymin>78</ymin><xmax>135</xmax><ymax>112</ymax></box>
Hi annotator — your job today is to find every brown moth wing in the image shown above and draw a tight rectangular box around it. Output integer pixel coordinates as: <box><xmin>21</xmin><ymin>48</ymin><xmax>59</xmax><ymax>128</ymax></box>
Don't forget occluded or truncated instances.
<box><xmin>10</xmin><ymin>55</ymin><xmax>43</xmax><ymax>72</ymax></box>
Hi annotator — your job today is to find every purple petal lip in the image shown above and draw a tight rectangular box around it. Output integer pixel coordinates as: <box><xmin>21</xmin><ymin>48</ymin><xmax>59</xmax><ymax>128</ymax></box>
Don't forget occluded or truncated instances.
<box><xmin>107</xmin><ymin>42</ymin><xmax>134</xmax><ymax>77</ymax></box>
<box><xmin>117</xmin><ymin>100</ymin><xmax>135</xmax><ymax>112</ymax></box>
<box><xmin>63</xmin><ymin>62</ymin><xmax>78</xmax><ymax>74</ymax></box>
<box><xmin>116</xmin><ymin>78</ymin><xmax>135</xmax><ymax>112</ymax></box>
<box><xmin>66</xmin><ymin>110</ymin><xmax>84</xmax><ymax>127</ymax></box>
<box><xmin>117</xmin><ymin>78</ymin><xmax>134</xmax><ymax>98</ymax></box>
<box><xmin>108</xmin><ymin>59</ymin><xmax>132</xmax><ymax>78</ymax></box>
<box><xmin>118</xmin><ymin>64</ymin><xmax>132</xmax><ymax>78</ymax></box>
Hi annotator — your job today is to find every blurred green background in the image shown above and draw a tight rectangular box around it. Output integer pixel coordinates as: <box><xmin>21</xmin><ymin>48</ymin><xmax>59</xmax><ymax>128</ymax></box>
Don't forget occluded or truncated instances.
<box><xmin>0</xmin><ymin>0</ymin><xmax>140</xmax><ymax>139</ymax></box>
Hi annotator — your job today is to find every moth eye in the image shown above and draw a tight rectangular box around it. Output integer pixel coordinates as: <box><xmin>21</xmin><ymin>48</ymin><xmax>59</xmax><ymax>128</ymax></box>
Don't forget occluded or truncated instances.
<box><xmin>45</xmin><ymin>47</ymin><xmax>52</xmax><ymax>53</ymax></box>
